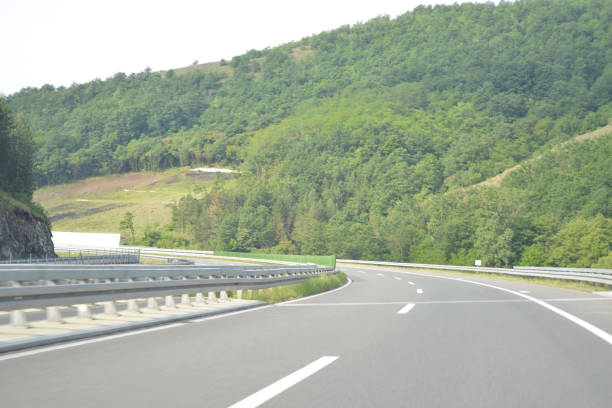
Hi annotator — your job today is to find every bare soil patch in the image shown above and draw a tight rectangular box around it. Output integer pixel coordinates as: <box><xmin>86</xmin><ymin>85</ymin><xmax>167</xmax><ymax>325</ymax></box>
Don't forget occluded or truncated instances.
<box><xmin>34</xmin><ymin>172</ymin><xmax>165</xmax><ymax>202</ymax></box>
<box><xmin>49</xmin><ymin>203</ymin><xmax>128</xmax><ymax>222</ymax></box>
<box><xmin>477</xmin><ymin>123</ymin><xmax>612</xmax><ymax>188</ymax></box>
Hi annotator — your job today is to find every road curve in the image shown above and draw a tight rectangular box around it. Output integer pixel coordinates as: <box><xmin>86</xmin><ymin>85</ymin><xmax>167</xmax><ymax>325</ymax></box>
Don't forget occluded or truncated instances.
<box><xmin>1</xmin><ymin>265</ymin><xmax>611</xmax><ymax>407</ymax></box>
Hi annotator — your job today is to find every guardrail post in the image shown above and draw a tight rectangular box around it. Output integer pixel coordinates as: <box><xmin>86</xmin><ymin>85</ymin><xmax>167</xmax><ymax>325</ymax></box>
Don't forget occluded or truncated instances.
<box><xmin>147</xmin><ymin>297</ymin><xmax>160</xmax><ymax>311</ymax></box>
<box><xmin>207</xmin><ymin>275</ymin><xmax>218</xmax><ymax>302</ymax></box>
<box><xmin>165</xmin><ymin>295</ymin><xmax>177</xmax><ymax>309</ymax></box>
<box><xmin>195</xmin><ymin>292</ymin><xmax>206</xmax><ymax>304</ymax></box>
<box><xmin>127</xmin><ymin>299</ymin><xmax>140</xmax><ymax>313</ymax></box>
<box><xmin>76</xmin><ymin>304</ymin><xmax>93</xmax><ymax>319</ymax></box>
<box><xmin>220</xmin><ymin>290</ymin><xmax>229</xmax><ymax>301</ymax></box>
<box><xmin>236</xmin><ymin>289</ymin><xmax>243</xmax><ymax>299</ymax></box>
<box><xmin>46</xmin><ymin>307</ymin><xmax>64</xmax><ymax>323</ymax></box>
<box><xmin>10</xmin><ymin>310</ymin><xmax>29</xmax><ymax>327</ymax></box>
<box><xmin>180</xmin><ymin>293</ymin><xmax>192</xmax><ymax>306</ymax></box>
<box><xmin>103</xmin><ymin>301</ymin><xmax>118</xmax><ymax>316</ymax></box>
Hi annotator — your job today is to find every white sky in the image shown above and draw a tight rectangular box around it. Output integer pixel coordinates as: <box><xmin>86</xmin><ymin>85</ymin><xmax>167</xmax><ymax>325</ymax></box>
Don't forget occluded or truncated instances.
<box><xmin>1</xmin><ymin>0</ymin><xmax>490</xmax><ymax>96</ymax></box>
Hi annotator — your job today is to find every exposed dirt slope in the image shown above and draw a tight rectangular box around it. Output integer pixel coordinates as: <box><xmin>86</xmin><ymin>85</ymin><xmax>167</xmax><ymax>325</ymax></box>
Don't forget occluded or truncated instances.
<box><xmin>477</xmin><ymin>123</ymin><xmax>612</xmax><ymax>188</ymax></box>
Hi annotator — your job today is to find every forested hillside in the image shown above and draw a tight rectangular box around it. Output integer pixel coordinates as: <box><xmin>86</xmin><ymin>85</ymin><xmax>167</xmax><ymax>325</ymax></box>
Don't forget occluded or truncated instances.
<box><xmin>8</xmin><ymin>0</ymin><xmax>612</xmax><ymax>266</ymax></box>
<box><xmin>0</xmin><ymin>98</ymin><xmax>54</xmax><ymax>260</ymax></box>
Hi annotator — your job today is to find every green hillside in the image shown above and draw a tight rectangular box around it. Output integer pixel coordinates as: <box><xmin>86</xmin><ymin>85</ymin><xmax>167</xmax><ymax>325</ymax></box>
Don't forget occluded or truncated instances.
<box><xmin>7</xmin><ymin>0</ymin><xmax>612</xmax><ymax>267</ymax></box>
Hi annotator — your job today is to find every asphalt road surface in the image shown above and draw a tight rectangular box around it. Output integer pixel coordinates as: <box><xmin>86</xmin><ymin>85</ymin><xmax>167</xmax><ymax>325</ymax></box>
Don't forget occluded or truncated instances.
<box><xmin>1</xmin><ymin>265</ymin><xmax>611</xmax><ymax>407</ymax></box>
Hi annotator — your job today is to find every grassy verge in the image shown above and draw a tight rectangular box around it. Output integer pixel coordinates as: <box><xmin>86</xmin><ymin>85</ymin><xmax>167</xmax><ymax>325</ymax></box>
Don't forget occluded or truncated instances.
<box><xmin>341</xmin><ymin>263</ymin><xmax>609</xmax><ymax>292</ymax></box>
<box><xmin>139</xmin><ymin>257</ymin><xmax>171</xmax><ymax>264</ymax></box>
<box><xmin>242</xmin><ymin>272</ymin><xmax>347</xmax><ymax>303</ymax></box>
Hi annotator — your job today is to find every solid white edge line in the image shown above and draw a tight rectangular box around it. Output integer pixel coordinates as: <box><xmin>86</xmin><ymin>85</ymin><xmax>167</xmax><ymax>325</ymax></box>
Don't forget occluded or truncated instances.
<box><xmin>467</xmin><ymin>279</ymin><xmax>612</xmax><ymax>346</ymax></box>
<box><xmin>351</xmin><ymin>266</ymin><xmax>612</xmax><ymax>346</ymax></box>
<box><xmin>397</xmin><ymin>303</ymin><xmax>416</xmax><ymax>314</ymax></box>
<box><xmin>227</xmin><ymin>356</ymin><xmax>339</xmax><ymax>408</ymax></box>
<box><xmin>0</xmin><ymin>323</ymin><xmax>185</xmax><ymax>361</ymax></box>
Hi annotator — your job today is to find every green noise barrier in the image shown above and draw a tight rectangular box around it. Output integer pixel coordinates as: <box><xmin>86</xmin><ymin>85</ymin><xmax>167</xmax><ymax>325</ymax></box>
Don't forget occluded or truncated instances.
<box><xmin>214</xmin><ymin>251</ymin><xmax>336</xmax><ymax>268</ymax></box>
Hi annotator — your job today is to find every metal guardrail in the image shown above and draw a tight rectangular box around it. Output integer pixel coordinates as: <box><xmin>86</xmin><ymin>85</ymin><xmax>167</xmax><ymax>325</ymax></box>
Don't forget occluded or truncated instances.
<box><xmin>337</xmin><ymin>259</ymin><xmax>612</xmax><ymax>286</ymax></box>
<box><xmin>513</xmin><ymin>266</ymin><xmax>612</xmax><ymax>276</ymax></box>
<box><xmin>0</xmin><ymin>248</ymin><xmax>141</xmax><ymax>265</ymax></box>
<box><xmin>0</xmin><ymin>264</ymin><xmax>336</xmax><ymax>313</ymax></box>
<box><xmin>124</xmin><ymin>246</ymin><xmax>214</xmax><ymax>257</ymax></box>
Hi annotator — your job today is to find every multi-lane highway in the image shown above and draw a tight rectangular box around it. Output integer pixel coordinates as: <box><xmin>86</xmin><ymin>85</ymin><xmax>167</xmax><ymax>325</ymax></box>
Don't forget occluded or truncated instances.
<box><xmin>1</xmin><ymin>265</ymin><xmax>611</xmax><ymax>407</ymax></box>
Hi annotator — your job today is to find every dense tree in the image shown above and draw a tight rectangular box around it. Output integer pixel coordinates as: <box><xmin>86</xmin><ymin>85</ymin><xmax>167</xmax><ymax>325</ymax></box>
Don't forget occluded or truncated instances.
<box><xmin>0</xmin><ymin>98</ymin><xmax>36</xmax><ymax>201</ymax></box>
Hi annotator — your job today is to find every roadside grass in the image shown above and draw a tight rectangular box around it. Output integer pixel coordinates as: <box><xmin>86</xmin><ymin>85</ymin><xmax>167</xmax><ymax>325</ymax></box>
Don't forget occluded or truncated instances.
<box><xmin>139</xmin><ymin>257</ymin><xmax>171</xmax><ymax>264</ymax></box>
<box><xmin>55</xmin><ymin>251</ymin><xmax>104</xmax><ymax>258</ymax></box>
<box><xmin>340</xmin><ymin>263</ymin><xmax>609</xmax><ymax>292</ymax></box>
<box><xmin>242</xmin><ymin>272</ymin><xmax>347</xmax><ymax>303</ymax></box>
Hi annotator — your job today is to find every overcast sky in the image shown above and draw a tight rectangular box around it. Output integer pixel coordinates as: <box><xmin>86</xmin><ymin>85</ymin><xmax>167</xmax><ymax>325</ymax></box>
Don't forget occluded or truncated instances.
<box><xmin>1</xmin><ymin>0</ymin><xmax>491</xmax><ymax>96</ymax></box>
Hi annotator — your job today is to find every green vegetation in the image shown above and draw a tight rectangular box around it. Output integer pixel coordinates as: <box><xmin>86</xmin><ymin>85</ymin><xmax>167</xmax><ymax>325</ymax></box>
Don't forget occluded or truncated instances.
<box><xmin>10</xmin><ymin>0</ymin><xmax>612</xmax><ymax>267</ymax></box>
<box><xmin>32</xmin><ymin>168</ymin><xmax>236</xmax><ymax>237</ymax></box>
<box><xmin>243</xmin><ymin>272</ymin><xmax>347</xmax><ymax>303</ymax></box>
<box><xmin>0</xmin><ymin>98</ymin><xmax>47</xmax><ymax>222</ymax></box>
<box><xmin>214</xmin><ymin>251</ymin><xmax>336</xmax><ymax>268</ymax></box>
<box><xmin>9</xmin><ymin>0</ymin><xmax>611</xmax><ymax>189</ymax></box>
<box><xmin>139</xmin><ymin>257</ymin><xmax>172</xmax><ymax>264</ymax></box>
<box><xmin>0</xmin><ymin>98</ymin><xmax>35</xmax><ymax>201</ymax></box>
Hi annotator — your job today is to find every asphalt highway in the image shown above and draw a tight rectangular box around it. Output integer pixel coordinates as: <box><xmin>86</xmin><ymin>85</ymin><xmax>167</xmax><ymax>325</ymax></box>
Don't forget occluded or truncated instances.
<box><xmin>1</xmin><ymin>265</ymin><xmax>611</xmax><ymax>407</ymax></box>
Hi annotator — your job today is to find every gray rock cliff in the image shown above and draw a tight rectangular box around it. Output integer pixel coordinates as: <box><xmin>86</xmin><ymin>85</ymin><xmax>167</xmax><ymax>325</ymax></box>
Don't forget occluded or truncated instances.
<box><xmin>0</xmin><ymin>208</ymin><xmax>55</xmax><ymax>261</ymax></box>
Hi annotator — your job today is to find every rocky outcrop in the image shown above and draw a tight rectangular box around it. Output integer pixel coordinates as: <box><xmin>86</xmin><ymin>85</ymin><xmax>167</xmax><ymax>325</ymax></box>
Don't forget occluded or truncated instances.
<box><xmin>0</xmin><ymin>208</ymin><xmax>55</xmax><ymax>261</ymax></box>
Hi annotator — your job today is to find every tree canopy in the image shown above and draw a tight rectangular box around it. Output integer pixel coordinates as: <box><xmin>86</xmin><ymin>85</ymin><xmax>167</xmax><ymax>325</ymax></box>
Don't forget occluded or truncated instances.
<box><xmin>0</xmin><ymin>98</ymin><xmax>36</xmax><ymax>202</ymax></box>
